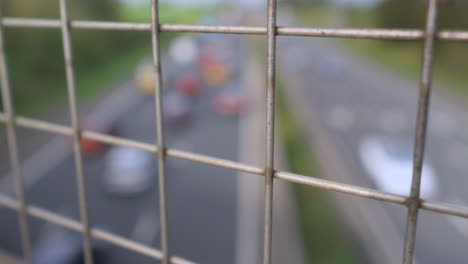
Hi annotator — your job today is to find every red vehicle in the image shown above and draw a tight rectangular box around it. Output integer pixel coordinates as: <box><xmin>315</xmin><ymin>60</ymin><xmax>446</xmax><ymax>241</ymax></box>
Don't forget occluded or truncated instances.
<box><xmin>212</xmin><ymin>90</ymin><xmax>250</xmax><ymax>116</ymax></box>
<box><xmin>198</xmin><ymin>50</ymin><xmax>232</xmax><ymax>87</ymax></box>
<box><xmin>80</xmin><ymin>119</ymin><xmax>118</xmax><ymax>157</ymax></box>
<box><xmin>175</xmin><ymin>73</ymin><xmax>201</xmax><ymax>98</ymax></box>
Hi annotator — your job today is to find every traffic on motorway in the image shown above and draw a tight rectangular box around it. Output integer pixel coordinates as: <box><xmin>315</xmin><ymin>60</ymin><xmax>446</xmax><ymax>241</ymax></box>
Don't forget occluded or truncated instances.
<box><xmin>279</xmin><ymin>29</ymin><xmax>468</xmax><ymax>263</ymax></box>
<box><xmin>0</xmin><ymin>13</ymin><xmax>251</xmax><ymax>264</ymax></box>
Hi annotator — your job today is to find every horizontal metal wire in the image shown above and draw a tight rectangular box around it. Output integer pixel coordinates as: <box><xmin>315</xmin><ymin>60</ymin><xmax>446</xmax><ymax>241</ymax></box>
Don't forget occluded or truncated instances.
<box><xmin>3</xmin><ymin>113</ymin><xmax>468</xmax><ymax>220</ymax></box>
<box><xmin>2</xmin><ymin>12</ymin><xmax>468</xmax><ymax>263</ymax></box>
<box><xmin>421</xmin><ymin>200</ymin><xmax>468</xmax><ymax>219</ymax></box>
<box><xmin>83</xmin><ymin>131</ymin><xmax>158</xmax><ymax>153</ymax></box>
<box><xmin>0</xmin><ymin>113</ymin><xmax>262</xmax><ymax>175</ymax></box>
<box><xmin>2</xmin><ymin>179</ymin><xmax>467</xmax><ymax>231</ymax></box>
<box><xmin>2</xmin><ymin>17</ymin><xmax>468</xmax><ymax>41</ymax></box>
<box><xmin>0</xmin><ymin>194</ymin><xmax>195</xmax><ymax>264</ymax></box>
<box><xmin>166</xmin><ymin>148</ymin><xmax>263</xmax><ymax>175</ymax></box>
<box><xmin>275</xmin><ymin>171</ymin><xmax>407</xmax><ymax>205</ymax></box>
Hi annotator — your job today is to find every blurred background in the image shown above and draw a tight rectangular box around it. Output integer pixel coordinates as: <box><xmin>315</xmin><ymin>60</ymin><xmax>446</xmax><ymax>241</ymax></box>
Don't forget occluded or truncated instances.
<box><xmin>1</xmin><ymin>0</ymin><xmax>468</xmax><ymax>263</ymax></box>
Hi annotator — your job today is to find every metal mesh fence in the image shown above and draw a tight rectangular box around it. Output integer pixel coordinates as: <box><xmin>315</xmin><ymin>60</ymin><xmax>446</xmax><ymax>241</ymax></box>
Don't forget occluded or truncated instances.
<box><xmin>1</xmin><ymin>0</ymin><xmax>468</xmax><ymax>263</ymax></box>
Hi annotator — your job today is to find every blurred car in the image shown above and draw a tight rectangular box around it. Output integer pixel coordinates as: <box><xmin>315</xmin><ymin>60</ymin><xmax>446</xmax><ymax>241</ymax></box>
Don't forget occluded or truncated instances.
<box><xmin>169</xmin><ymin>36</ymin><xmax>199</xmax><ymax>66</ymax></box>
<box><xmin>134</xmin><ymin>61</ymin><xmax>167</xmax><ymax>95</ymax></box>
<box><xmin>198</xmin><ymin>50</ymin><xmax>232</xmax><ymax>87</ymax></box>
<box><xmin>212</xmin><ymin>90</ymin><xmax>250</xmax><ymax>116</ymax></box>
<box><xmin>80</xmin><ymin>119</ymin><xmax>118</xmax><ymax>157</ymax></box>
<box><xmin>103</xmin><ymin>146</ymin><xmax>156</xmax><ymax>196</ymax></box>
<box><xmin>175</xmin><ymin>73</ymin><xmax>201</xmax><ymax>98</ymax></box>
<box><xmin>163</xmin><ymin>91</ymin><xmax>192</xmax><ymax>125</ymax></box>
<box><xmin>33</xmin><ymin>230</ymin><xmax>108</xmax><ymax>264</ymax></box>
<box><xmin>359</xmin><ymin>136</ymin><xmax>438</xmax><ymax>199</ymax></box>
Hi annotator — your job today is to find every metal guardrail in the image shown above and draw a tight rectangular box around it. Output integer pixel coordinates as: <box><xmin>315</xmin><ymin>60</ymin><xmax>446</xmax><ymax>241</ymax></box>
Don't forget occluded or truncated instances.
<box><xmin>0</xmin><ymin>0</ymin><xmax>467</xmax><ymax>264</ymax></box>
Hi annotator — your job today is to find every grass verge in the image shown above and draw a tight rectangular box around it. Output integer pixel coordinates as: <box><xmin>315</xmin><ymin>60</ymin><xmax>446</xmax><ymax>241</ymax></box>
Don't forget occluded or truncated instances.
<box><xmin>277</xmin><ymin>83</ymin><xmax>360</xmax><ymax>264</ymax></box>
<box><xmin>120</xmin><ymin>3</ymin><xmax>213</xmax><ymax>24</ymax></box>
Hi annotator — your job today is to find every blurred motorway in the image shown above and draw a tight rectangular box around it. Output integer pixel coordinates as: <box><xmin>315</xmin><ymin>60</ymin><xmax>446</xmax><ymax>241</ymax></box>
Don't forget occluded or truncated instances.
<box><xmin>0</xmin><ymin>33</ymin><xmax>246</xmax><ymax>264</ymax></box>
<box><xmin>278</xmin><ymin>35</ymin><xmax>468</xmax><ymax>263</ymax></box>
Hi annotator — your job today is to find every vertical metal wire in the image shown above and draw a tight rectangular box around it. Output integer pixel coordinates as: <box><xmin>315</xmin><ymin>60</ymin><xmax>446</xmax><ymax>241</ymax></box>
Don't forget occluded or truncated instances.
<box><xmin>150</xmin><ymin>1</ymin><xmax>170</xmax><ymax>263</ymax></box>
<box><xmin>0</xmin><ymin>8</ymin><xmax>32</xmax><ymax>264</ymax></box>
<box><xmin>263</xmin><ymin>0</ymin><xmax>277</xmax><ymax>263</ymax></box>
<box><xmin>402</xmin><ymin>0</ymin><xmax>438</xmax><ymax>263</ymax></box>
<box><xmin>59</xmin><ymin>0</ymin><xmax>93</xmax><ymax>263</ymax></box>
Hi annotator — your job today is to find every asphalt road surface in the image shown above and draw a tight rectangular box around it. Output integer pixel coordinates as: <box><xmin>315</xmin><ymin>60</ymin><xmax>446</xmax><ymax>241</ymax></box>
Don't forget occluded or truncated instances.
<box><xmin>278</xmin><ymin>35</ymin><xmax>468</xmax><ymax>263</ymax></box>
<box><xmin>0</xmin><ymin>66</ymin><xmax>242</xmax><ymax>264</ymax></box>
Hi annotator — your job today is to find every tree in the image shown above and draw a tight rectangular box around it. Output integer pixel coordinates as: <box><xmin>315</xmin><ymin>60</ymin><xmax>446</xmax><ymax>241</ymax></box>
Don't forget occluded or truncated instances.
<box><xmin>1</xmin><ymin>0</ymin><xmax>144</xmax><ymax>110</ymax></box>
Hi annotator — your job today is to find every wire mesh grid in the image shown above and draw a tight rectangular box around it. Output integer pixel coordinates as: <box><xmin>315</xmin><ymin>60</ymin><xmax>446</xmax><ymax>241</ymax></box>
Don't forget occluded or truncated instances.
<box><xmin>1</xmin><ymin>0</ymin><xmax>468</xmax><ymax>263</ymax></box>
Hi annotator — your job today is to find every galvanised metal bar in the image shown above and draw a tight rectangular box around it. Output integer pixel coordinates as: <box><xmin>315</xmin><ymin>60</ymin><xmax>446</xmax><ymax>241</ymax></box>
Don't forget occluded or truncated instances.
<box><xmin>7</xmin><ymin>111</ymin><xmax>468</xmax><ymax>220</ymax></box>
<box><xmin>0</xmin><ymin>113</ymin><xmax>264</xmax><ymax>174</ymax></box>
<box><xmin>263</xmin><ymin>0</ymin><xmax>277</xmax><ymax>263</ymax></box>
<box><xmin>13</xmin><ymin>116</ymin><xmax>72</xmax><ymax>135</ymax></box>
<box><xmin>7</xmin><ymin>111</ymin><xmax>468</xmax><ymax>224</ymax></box>
<box><xmin>150</xmin><ymin>0</ymin><xmax>170</xmax><ymax>263</ymax></box>
<box><xmin>275</xmin><ymin>171</ymin><xmax>407</xmax><ymax>205</ymax></box>
<box><xmin>421</xmin><ymin>200</ymin><xmax>468</xmax><ymax>219</ymax></box>
<box><xmin>83</xmin><ymin>131</ymin><xmax>158</xmax><ymax>152</ymax></box>
<box><xmin>403</xmin><ymin>0</ymin><xmax>438</xmax><ymax>263</ymax></box>
<box><xmin>2</xmin><ymin>17</ymin><xmax>468</xmax><ymax>41</ymax></box>
<box><xmin>0</xmin><ymin>194</ymin><xmax>196</xmax><ymax>264</ymax></box>
<box><xmin>58</xmin><ymin>0</ymin><xmax>93</xmax><ymax>263</ymax></box>
<box><xmin>165</xmin><ymin>148</ymin><xmax>264</xmax><ymax>175</ymax></box>
<box><xmin>0</xmin><ymin>9</ymin><xmax>32</xmax><ymax>264</ymax></box>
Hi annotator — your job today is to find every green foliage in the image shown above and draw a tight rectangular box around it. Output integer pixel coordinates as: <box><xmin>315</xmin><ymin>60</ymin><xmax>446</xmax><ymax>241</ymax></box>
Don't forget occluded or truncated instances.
<box><xmin>358</xmin><ymin>0</ymin><xmax>468</xmax><ymax>98</ymax></box>
<box><xmin>120</xmin><ymin>3</ymin><xmax>212</xmax><ymax>24</ymax></box>
<box><xmin>0</xmin><ymin>1</ymin><xmax>210</xmax><ymax>113</ymax></box>
<box><xmin>1</xmin><ymin>0</ymin><xmax>147</xmax><ymax>112</ymax></box>
<box><xmin>377</xmin><ymin>0</ymin><xmax>468</xmax><ymax>29</ymax></box>
<box><xmin>277</xmin><ymin>85</ymin><xmax>360</xmax><ymax>264</ymax></box>
<box><xmin>376</xmin><ymin>0</ymin><xmax>425</xmax><ymax>29</ymax></box>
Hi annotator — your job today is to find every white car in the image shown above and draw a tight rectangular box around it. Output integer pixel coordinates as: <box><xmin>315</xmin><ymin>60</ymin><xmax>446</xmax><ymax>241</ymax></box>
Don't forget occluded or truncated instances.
<box><xmin>103</xmin><ymin>147</ymin><xmax>156</xmax><ymax>196</ymax></box>
<box><xmin>169</xmin><ymin>36</ymin><xmax>199</xmax><ymax>66</ymax></box>
<box><xmin>359</xmin><ymin>136</ymin><xmax>438</xmax><ymax>199</ymax></box>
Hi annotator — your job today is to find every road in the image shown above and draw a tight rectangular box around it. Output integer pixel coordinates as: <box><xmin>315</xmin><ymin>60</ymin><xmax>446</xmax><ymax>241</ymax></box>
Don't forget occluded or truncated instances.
<box><xmin>278</xmin><ymin>35</ymin><xmax>468</xmax><ymax>263</ymax></box>
<box><xmin>0</xmin><ymin>85</ymin><xmax>240</xmax><ymax>264</ymax></box>
<box><xmin>0</xmin><ymin>49</ymin><xmax>243</xmax><ymax>263</ymax></box>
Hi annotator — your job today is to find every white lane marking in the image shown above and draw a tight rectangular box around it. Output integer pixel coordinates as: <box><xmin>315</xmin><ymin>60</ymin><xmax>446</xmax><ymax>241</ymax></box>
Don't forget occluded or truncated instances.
<box><xmin>430</xmin><ymin>110</ymin><xmax>456</xmax><ymax>137</ymax></box>
<box><xmin>0</xmin><ymin>84</ymin><xmax>143</xmax><ymax>192</ymax></box>
<box><xmin>235</xmin><ymin>53</ymin><xmax>263</xmax><ymax>264</ymax></box>
<box><xmin>379</xmin><ymin>108</ymin><xmax>407</xmax><ymax>133</ymax></box>
<box><xmin>328</xmin><ymin>106</ymin><xmax>355</xmax><ymax>132</ymax></box>
<box><xmin>444</xmin><ymin>198</ymin><xmax>468</xmax><ymax>238</ymax></box>
<box><xmin>446</xmin><ymin>213</ymin><xmax>468</xmax><ymax>238</ymax></box>
<box><xmin>130</xmin><ymin>209</ymin><xmax>160</xmax><ymax>245</ymax></box>
<box><xmin>0</xmin><ymin>137</ymin><xmax>69</xmax><ymax>193</ymax></box>
<box><xmin>89</xmin><ymin>82</ymin><xmax>143</xmax><ymax>126</ymax></box>
<box><xmin>445</xmin><ymin>142</ymin><xmax>468</xmax><ymax>171</ymax></box>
